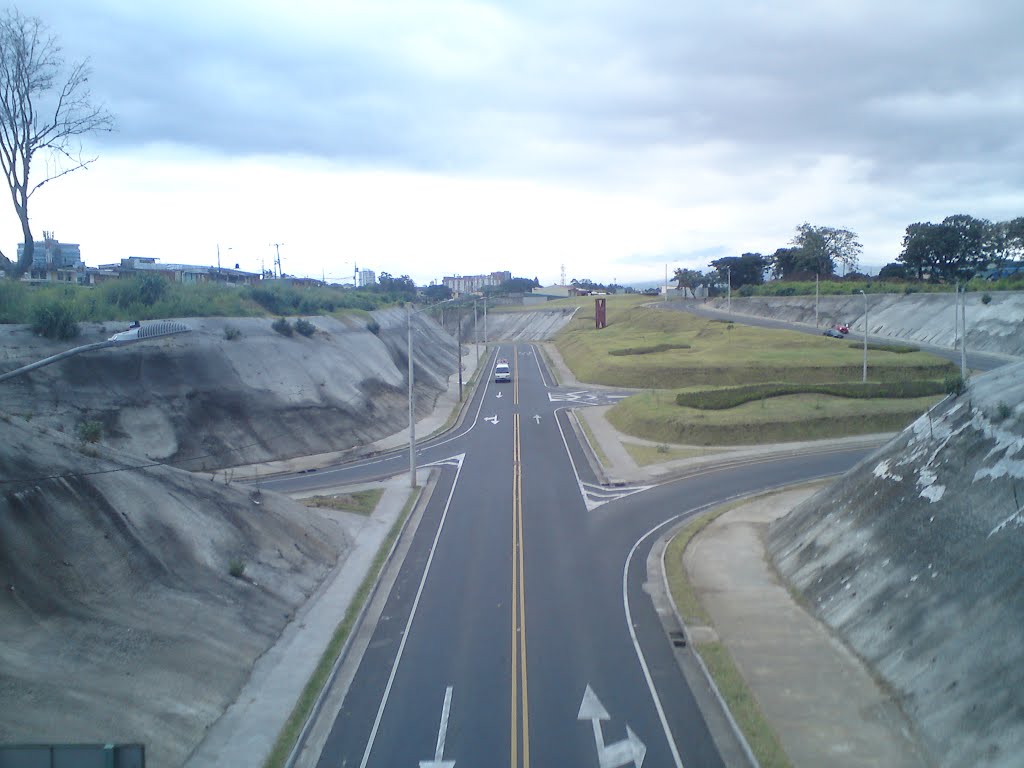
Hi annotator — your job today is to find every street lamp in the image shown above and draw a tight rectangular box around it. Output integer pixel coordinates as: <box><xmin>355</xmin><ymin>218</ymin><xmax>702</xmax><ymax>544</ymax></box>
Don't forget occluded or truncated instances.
<box><xmin>857</xmin><ymin>289</ymin><xmax>868</xmax><ymax>383</ymax></box>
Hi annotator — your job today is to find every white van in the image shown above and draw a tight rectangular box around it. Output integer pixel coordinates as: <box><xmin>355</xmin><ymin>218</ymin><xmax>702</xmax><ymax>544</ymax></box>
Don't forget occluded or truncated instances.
<box><xmin>494</xmin><ymin>359</ymin><xmax>511</xmax><ymax>382</ymax></box>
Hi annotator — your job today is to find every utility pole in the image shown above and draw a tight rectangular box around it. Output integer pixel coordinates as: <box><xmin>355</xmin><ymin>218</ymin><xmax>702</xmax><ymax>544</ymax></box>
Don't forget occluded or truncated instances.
<box><xmin>271</xmin><ymin>242</ymin><xmax>284</xmax><ymax>278</ymax></box>
<box><xmin>858</xmin><ymin>289</ymin><xmax>868</xmax><ymax>383</ymax></box>
<box><xmin>727</xmin><ymin>267</ymin><xmax>732</xmax><ymax>312</ymax></box>
<box><xmin>474</xmin><ymin>299</ymin><xmax>479</xmax><ymax>365</ymax></box>
<box><xmin>664</xmin><ymin>264</ymin><xmax>668</xmax><ymax>302</ymax></box>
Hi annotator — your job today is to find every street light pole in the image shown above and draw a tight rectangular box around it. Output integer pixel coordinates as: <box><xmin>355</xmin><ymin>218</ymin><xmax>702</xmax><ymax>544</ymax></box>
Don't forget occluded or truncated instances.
<box><xmin>960</xmin><ymin>285</ymin><xmax>968</xmax><ymax>381</ymax></box>
<box><xmin>815</xmin><ymin>273</ymin><xmax>819</xmax><ymax>328</ymax></box>
<box><xmin>407</xmin><ymin>304</ymin><xmax>416</xmax><ymax>488</ymax></box>
<box><xmin>858</xmin><ymin>289</ymin><xmax>868</xmax><ymax>383</ymax></box>
<box><xmin>727</xmin><ymin>267</ymin><xmax>732</xmax><ymax>312</ymax></box>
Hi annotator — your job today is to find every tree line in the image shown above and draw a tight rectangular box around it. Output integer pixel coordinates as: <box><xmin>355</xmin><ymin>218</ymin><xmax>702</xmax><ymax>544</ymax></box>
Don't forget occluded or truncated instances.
<box><xmin>675</xmin><ymin>216</ymin><xmax>1024</xmax><ymax>292</ymax></box>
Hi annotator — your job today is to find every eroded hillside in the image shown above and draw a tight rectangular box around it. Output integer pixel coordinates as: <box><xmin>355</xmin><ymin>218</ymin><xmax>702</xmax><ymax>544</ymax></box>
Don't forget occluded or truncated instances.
<box><xmin>0</xmin><ymin>309</ymin><xmax>458</xmax><ymax>470</ymax></box>
<box><xmin>0</xmin><ymin>415</ymin><xmax>347</xmax><ymax>766</ymax></box>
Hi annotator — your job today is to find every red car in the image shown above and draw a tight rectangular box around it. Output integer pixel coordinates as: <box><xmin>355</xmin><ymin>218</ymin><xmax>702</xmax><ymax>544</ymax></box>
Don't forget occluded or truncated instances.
<box><xmin>834</xmin><ymin>324</ymin><xmax>850</xmax><ymax>334</ymax></box>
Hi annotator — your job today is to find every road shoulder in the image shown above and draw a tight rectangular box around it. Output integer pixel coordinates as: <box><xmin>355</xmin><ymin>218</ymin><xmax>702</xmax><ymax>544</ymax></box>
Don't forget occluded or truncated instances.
<box><xmin>678</xmin><ymin>488</ymin><xmax>929</xmax><ymax>768</ymax></box>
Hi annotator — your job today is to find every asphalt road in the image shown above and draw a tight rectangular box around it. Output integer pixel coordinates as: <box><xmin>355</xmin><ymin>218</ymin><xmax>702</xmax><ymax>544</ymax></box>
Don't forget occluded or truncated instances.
<box><xmin>662</xmin><ymin>299</ymin><xmax>1010</xmax><ymax>372</ymax></box>
<box><xmin>261</xmin><ymin>343</ymin><xmax>869</xmax><ymax>767</ymax></box>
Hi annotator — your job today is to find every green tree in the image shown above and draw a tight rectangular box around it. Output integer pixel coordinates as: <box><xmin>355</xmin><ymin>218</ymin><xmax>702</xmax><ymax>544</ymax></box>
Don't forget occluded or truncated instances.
<box><xmin>791</xmin><ymin>223</ymin><xmax>862</xmax><ymax>277</ymax></box>
<box><xmin>983</xmin><ymin>217</ymin><xmax>1024</xmax><ymax>270</ymax></box>
<box><xmin>375</xmin><ymin>272</ymin><xmax>416</xmax><ymax>300</ymax></box>
<box><xmin>709</xmin><ymin>253</ymin><xmax>767</xmax><ymax>289</ymax></box>
<box><xmin>500</xmin><ymin>277</ymin><xmax>540</xmax><ymax>294</ymax></box>
<box><xmin>422</xmin><ymin>283</ymin><xmax>452</xmax><ymax>303</ymax></box>
<box><xmin>672</xmin><ymin>268</ymin><xmax>705</xmax><ymax>292</ymax></box>
<box><xmin>899</xmin><ymin>215</ymin><xmax>987</xmax><ymax>282</ymax></box>
<box><xmin>769</xmin><ymin>246</ymin><xmax>808</xmax><ymax>279</ymax></box>
<box><xmin>0</xmin><ymin>10</ymin><xmax>114</xmax><ymax>278</ymax></box>
<box><xmin>878</xmin><ymin>262</ymin><xmax>909</xmax><ymax>280</ymax></box>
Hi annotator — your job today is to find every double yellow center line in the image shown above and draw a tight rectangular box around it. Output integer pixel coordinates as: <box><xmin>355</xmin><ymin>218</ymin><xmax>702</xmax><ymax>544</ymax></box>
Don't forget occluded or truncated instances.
<box><xmin>510</xmin><ymin>350</ymin><xmax>530</xmax><ymax>767</ymax></box>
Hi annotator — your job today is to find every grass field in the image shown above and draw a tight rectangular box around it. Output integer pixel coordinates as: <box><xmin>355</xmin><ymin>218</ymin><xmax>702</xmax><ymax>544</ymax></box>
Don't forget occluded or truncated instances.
<box><xmin>302</xmin><ymin>488</ymin><xmax>385</xmax><ymax>515</ymax></box>
<box><xmin>553</xmin><ymin>303</ymin><xmax>954</xmax><ymax>445</ymax></box>
<box><xmin>622</xmin><ymin>442</ymin><xmax>725</xmax><ymax>465</ymax></box>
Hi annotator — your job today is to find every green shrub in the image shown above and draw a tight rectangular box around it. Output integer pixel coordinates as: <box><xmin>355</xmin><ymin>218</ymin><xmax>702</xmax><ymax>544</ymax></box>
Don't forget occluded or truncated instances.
<box><xmin>609</xmin><ymin>342</ymin><xmax>691</xmax><ymax>356</ymax></box>
<box><xmin>855</xmin><ymin>343</ymin><xmax>919</xmax><ymax>354</ymax></box>
<box><xmin>138</xmin><ymin>274</ymin><xmax>169</xmax><ymax>305</ymax></box>
<box><xmin>367</xmin><ymin>319</ymin><xmax>381</xmax><ymax>335</ymax></box>
<box><xmin>295</xmin><ymin>318</ymin><xmax>316</xmax><ymax>337</ymax></box>
<box><xmin>229</xmin><ymin>559</ymin><xmax>246</xmax><ymax>578</ymax></box>
<box><xmin>77</xmin><ymin>420</ymin><xmax>102</xmax><ymax>443</ymax></box>
<box><xmin>31</xmin><ymin>301</ymin><xmax>79</xmax><ymax>340</ymax></box>
<box><xmin>224</xmin><ymin>326</ymin><xmax>242</xmax><ymax>340</ymax></box>
<box><xmin>272</xmin><ymin>317</ymin><xmax>293</xmax><ymax>336</ymax></box>
<box><xmin>675</xmin><ymin>380</ymin><xmax>948</xmax><ymax>410</ymax></box>
<box><xmin>944</xmin><ymin>373</ymin><xmax>967</xmax><ymax>396</ymax></box>
<box><xmin>997</xmin><ymin>401</ymin><xmax>1013</xmax><ymax>421</ymax></box>
<box><xmin>982</xmin><ymin>293</ymin><xmax>992</xmax><ymax>305</ymax></box>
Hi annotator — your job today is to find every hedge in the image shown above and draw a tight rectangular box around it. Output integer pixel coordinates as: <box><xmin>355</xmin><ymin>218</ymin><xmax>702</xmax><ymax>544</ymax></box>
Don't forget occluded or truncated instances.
<box><xmin>675</xmin><ymin>380</ymin><xmax>947</xmax><ymax>410</ymax></box>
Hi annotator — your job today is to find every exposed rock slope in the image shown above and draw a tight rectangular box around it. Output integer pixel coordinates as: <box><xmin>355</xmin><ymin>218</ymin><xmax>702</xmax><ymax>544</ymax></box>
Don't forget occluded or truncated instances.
<box><xmin>769</xmin><ymin>362</ymin><xmax>1024</xmax><ymax>767</ymax></box>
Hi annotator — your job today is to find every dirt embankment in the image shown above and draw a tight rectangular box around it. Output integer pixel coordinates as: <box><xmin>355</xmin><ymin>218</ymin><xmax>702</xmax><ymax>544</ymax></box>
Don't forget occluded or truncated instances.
<box><xmin>768</xmin><ymin>361</ymin><xmax>1024</xmax><ymax>767</ymax></box>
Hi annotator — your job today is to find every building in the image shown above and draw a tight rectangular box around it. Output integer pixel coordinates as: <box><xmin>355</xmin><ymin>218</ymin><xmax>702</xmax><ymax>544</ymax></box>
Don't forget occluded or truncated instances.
<box><xmin>442</xmin><ymin>271</ymin><xmax>512</xmax><ymax>296</ymax></box>
<box><xmin>98</xmin><ymin>257</ymin><xmax>261</xmax><ymax>286</ymax></box>
<box><xmin>358</xmin><ymin>268</ymin><xmax>376</xmax><ymax>288</ymax></box>
<box><xmin>18</xmin><ymin>234</ymin><xmax>84</xmax><ymax>282</ymax></box>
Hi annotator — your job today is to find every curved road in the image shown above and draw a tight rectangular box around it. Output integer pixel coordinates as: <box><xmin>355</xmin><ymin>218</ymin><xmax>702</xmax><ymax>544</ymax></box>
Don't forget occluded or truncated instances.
<box><xmin>661</xmin><ymin>299</ymin><xmax>1011</xmax><ymax>372</ymax></box>
<box><xmin>263</xmin><ymin>342</ymin><xmax>871</xmax><ymax>767</ymax></box>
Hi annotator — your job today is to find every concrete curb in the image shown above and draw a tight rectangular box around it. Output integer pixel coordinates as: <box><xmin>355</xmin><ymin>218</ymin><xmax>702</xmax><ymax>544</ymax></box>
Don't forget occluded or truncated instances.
<box><xmin>283</xmin><ymin>472</ymin><xmax>437</xmax><ymax>767</ymax></box>
<box><xmin>657</xmin><ymin>511</ymin><xmax>761</xmax><ymax>768</ymax></box>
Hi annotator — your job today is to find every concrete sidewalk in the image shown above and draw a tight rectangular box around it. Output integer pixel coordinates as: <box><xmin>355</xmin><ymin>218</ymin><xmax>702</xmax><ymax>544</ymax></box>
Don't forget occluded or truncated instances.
<box><xmin>682</xmin><ymin>490</ymin><xmax>928</xmax><ymax>767</ymax></box>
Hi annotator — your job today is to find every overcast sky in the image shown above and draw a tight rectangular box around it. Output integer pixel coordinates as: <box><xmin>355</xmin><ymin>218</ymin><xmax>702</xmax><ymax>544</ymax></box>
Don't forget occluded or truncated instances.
<box><xmin>13</xmin><ymin>0</ymin><xmax>1024</xmax><ymax>286</ymax></box>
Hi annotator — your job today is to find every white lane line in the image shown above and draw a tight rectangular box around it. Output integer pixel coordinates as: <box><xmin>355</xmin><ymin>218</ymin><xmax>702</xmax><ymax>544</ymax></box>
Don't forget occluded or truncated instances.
<box><xmin>436</xmin><ymin>686</ymin><xmax>453</xmax><ymax>759</ymax></box>
<box><xmin>358</xmin><ymin>454</ymin><xmax>467</xmax><ymax>768</ymax></box>
<box><xmin>623</xmin><ymin>516</ymin><xmax>687</xmax><ymax>768</ymax></box>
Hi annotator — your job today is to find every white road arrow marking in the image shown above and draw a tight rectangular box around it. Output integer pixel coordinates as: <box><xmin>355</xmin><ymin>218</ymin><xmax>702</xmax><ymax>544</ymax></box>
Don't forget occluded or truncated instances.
<box><xmin>533</xmin><ymin>414</ymin><xmax>542</xmax><ymax>424</ymax></box>
<box><xmin>578</xmin><ymin>685</ymin><xmax>646</xmax><ymax>768</ymax></box>
<box><xmin>496</xmin><ymin>391</ymin><xmax>503</xmax><ymax>399</ymax></box>
<box><xmin>484</xmin><ymin>415</ymin><xmax>500</xmax><ymax>425</ymax></box>
<box><xmin>419</xmin><ymin>685</ymin><xmax>455</xmax><ymax>767</ymax></box>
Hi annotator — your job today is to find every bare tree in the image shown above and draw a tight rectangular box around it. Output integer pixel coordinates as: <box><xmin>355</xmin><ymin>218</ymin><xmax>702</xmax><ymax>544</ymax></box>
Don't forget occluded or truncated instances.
<box><xmin>0</xmin><ymin>9</ymin><xmax>113</xmax><ymax>278</ymax></box>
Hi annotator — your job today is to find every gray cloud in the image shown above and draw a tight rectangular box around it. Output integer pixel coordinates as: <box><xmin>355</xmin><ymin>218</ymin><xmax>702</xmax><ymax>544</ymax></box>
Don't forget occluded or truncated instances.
<box><xmin>27</xmin><ymin>1</ymin><xmax>1024</xmax><ymax>219</ymax></box>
